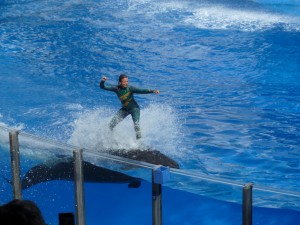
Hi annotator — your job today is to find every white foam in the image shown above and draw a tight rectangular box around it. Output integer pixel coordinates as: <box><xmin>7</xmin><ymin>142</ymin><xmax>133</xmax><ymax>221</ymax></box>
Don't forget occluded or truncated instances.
<box><xmin>127</xmin><ymin>0</ymin><xmax>300</xmax><ymax>31</ymax></box>
<box><xmin>184</xmin><ymin>5</ymin><xmax>300</xmax><ymax>32</ymax></box>
<box><xmin>3</xmin><ymin>0</ymin><xmax>299</xmax><ymax>32</ymax></box>
<box><xmin>252</xmin><ymin>0</ymin><xmax>300</xmax><ymax>5</ymax></box>
<box><xmin>68</xmin><ymin>104</ymin><xmax>184</xmax><ymax>157</ymax></box>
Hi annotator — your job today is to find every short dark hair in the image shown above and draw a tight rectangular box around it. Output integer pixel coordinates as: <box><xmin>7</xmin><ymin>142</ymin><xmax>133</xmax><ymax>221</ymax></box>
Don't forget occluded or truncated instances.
<box><xmin>0</xmin><ymin>199</ymin><xmax>46</xmax><ymax>225</ymax></box>
<box><xmin>119</xmin><ymin>74</ymin><xmax>128</xmax><ymax>82</ymax></box>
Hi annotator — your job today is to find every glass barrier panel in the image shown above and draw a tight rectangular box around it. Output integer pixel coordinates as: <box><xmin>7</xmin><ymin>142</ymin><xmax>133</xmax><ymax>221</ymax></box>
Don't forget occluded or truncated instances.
<box><xmin>2</xmin><ymin>126</ymin><xmax>300</xmax><ymax>225</ymax></box>
<box><xmin>252</xmin><ymin>187</ymin><xmax>300</xmax><ymax>225</ymax></box>
<box><xmin>163</xmin><ymin>169</ymin><xmax>244</xmax><ymax>225</ymax></box>
<box><xmin>18</xmin><ymin>132</ymin><xmax>76</xmax><ymax>225</ymax></box>
<box><xmin>0</xmin><ymin>126</ymin><xmax>14</xmax><ymax>202</ymax></box>
<box><xmin>82</xmin><ymin>150</ymin><xmax>153</xmax><ymax>225</ymax></box>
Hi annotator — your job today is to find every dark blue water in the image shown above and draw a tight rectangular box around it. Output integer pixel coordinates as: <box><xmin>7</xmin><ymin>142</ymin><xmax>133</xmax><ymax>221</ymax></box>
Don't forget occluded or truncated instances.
<box><xmin>1</xmin><ymin>0</ymin><xmax>300</xmax><ymax>224</ymax></box>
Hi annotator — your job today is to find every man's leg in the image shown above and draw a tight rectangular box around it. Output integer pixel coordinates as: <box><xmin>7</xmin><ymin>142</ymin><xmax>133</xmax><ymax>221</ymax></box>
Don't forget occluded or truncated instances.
<box><xmin>130</xmin><ymin>107</ymin><xmax>141</xmax><ymax>139</ymax></box>
<box><xmin>109</xmin><ymin>108</ymin><xmax>128</xmax><ymax>131</ymax></box>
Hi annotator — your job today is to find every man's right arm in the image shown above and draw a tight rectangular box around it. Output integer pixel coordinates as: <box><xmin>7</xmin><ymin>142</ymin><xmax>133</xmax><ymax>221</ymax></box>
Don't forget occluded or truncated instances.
<box><xmin>99</xmin><ymin>77</ymin><xmax>116</xmax><ymax>92</ymax></box>
<box><xmin>99</xmin><ymin>80</ymin><xmax>105</xmax><ymax>89</ymax></box>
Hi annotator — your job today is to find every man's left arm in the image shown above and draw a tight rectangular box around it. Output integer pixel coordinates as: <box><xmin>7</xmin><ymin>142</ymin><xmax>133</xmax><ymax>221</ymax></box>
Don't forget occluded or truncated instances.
<box><xmin>130</xmin><ymin>86</ymin><xmax>159</xmax><ymax>94</ymax></box>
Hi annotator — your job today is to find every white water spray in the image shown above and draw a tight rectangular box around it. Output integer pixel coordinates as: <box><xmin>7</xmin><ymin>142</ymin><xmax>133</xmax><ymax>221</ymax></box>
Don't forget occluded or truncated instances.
<box><xmin>68</xmin><ymin>103</ymin><xmax>184</xmax><ymax>157</ymax></box>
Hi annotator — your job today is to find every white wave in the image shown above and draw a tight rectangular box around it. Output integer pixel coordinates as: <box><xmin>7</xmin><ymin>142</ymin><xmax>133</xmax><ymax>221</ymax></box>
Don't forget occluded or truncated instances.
<box><xmin>3</xmin><ymin>0</ymin><xmax>299</xmax><ymax>32</ymax></box>
<box><xmin>128</xmin><ymin>0</ymin><xmax>189</xmax><ymax>13</ymax></box>
<box><xmin>131</xmin><ymin>0</ymin><xmax>300</xmax><ymax>31</ymax></box>
<box><xmin>65</xmin><ymin>103</ymin><xmax>84</xmax><ymax>111</ymax></box>
<box><xmin>68</xmin><ymin>104</ymin><xmax>184</xmax><ymax>157</ymax></box>
<box><xmin>184</xmin><ymin>5</ymin><xmax>300</xmax><ymax>31</ymax></box>
<box><xmin>252</xmin><ymin>0</ymin><xmax>300</xmax><ymax>5</ymax></box>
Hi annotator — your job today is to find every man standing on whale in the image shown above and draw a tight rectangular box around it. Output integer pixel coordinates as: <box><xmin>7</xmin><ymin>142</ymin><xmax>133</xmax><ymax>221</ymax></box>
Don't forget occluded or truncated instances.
<box><xmin>100</xmin><ymin>74</ymin><xmax>159</xmax><ymax>139</ymax></box>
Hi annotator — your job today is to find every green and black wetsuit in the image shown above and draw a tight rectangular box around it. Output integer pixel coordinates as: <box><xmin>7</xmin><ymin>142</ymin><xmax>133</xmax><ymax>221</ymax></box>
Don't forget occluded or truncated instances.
<box><xmin>100</xmin><ymin>80</ymin><xmax>155</xmax><ymax>139</ymax></box>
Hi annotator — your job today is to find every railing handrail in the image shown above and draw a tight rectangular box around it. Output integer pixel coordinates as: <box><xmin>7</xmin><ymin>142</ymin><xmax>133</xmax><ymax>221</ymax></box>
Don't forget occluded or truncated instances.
<box><xmin>1</xmin><ymin>124</ymin><xmax>300</xmax><ymax>198</ymax></box>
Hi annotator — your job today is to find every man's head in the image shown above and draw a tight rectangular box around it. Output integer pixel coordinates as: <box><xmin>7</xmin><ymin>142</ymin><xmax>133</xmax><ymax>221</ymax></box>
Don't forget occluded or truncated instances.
<box><xmin>0</xmin><ymin>199</ymin><xmax>46</xmax><ymax>225</ymax></box>
<box><xmin>119</xmin><ymin>74</ymin><xmax>128</xmax><ymax>88</ymax></box>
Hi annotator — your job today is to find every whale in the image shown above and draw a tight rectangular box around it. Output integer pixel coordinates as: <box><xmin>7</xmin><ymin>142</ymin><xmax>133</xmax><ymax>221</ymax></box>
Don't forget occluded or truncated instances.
<box><xmin>21</xmin><ymin>157</ymin><xmax>141</xmax><ymax>189</ymax></box>
<box><xmin>20</xmin><ymin>147</ymin><xmax>179</xmax><ymax>190</ymax></box>
<box><xmin>107</xmin><ymin>147</ymin><xmax>180</xmax><ymax>169</ymax></box>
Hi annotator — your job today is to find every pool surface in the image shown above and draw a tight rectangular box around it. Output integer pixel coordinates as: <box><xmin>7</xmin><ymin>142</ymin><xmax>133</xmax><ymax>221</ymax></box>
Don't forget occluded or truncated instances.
<box><xmin>0</xmin><ymin>0</ymin><xmax>300</xmax><ymax>224</ymax></box>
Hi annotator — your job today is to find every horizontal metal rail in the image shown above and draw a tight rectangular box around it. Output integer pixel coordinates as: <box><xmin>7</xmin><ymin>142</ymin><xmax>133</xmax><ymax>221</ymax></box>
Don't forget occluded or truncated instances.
<box><xmin>1</xmin><ymin>124</ymin><xmax>300</xmax><ymax>199</ymax></box>
<box><xmin>2</xmin><ymin>125</ymin><xmax>300</xmax><ymax>225</ymax></box>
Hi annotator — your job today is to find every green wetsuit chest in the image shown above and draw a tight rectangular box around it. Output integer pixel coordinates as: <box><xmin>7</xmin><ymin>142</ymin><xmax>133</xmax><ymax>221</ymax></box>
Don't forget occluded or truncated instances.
<box><xmin>100</xmin><ymin>80</ymin><xmax>153</xmax><ymax>109</ymax></box>
<box><xmin>117</xmin><ymin>87</ymin><xmax>135</xmax><ymax>108</ymax></box>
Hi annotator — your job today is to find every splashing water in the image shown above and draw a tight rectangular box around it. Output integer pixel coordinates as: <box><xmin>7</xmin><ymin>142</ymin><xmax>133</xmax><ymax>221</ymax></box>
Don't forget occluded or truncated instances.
<box><xmin>68</xmin><ymin>103</ymin><xmax>185</xmax><ymax>157</ymax></box>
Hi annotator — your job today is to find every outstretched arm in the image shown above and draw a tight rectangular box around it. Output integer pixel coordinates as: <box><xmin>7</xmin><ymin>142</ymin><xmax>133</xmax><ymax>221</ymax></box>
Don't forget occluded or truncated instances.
<box><xmin>99</xmin><ymin>76</ymin><xmax>116</xmax><ymax>91</ymax></box>
<box><xmin>130</xmin><ymin>86</ymin><xmax>160</xmax><ymax>94</ymax></box>
<box><xmin>99</xmin><ymin>76</ymin><xmax>107</xmax><ymax>87</ymax></box>
<box><xmin>99</xmin><ymin>76</ymin><xmax>106</xmax><ymax>88</ymax></box>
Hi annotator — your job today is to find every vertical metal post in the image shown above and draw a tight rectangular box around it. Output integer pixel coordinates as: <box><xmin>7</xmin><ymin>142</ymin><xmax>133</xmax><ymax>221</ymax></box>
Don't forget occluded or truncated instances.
<box><xmin>152</xmin><ymin>169</ymin><xmax>162</xmax><ymax>225</ymax></box>
<box><xmin>9</xmin><ymin>130</ymin><xmax>22</xmax><ymax>199</ymax></box>
<box><xmin>73</xmin><ymin>149</ymin><xmax>86</xmax><ymax>225</ymax></box>
<box><xmin>242</xmin><ymin>183</ymin><xmax>253</xmax><ymax>225</ymax></box>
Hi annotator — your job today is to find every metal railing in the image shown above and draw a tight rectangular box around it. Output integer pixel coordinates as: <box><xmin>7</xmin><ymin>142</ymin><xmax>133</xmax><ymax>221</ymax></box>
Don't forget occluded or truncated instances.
<box><xmin>7</xmin><ymin>130</ymin><xmax>169</xmax><ymax>225</ymax></box>
<box><xmin>1</xmin><ymin>126</ymin><xmax>300</xmax><ymax>225</ymax></box>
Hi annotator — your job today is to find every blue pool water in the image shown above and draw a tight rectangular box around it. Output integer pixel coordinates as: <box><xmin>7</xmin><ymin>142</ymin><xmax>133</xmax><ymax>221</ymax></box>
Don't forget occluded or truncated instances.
<box><xmin>0</xmin><ymin>0</ymin><xmax>300</xmax><ymax>224</ymax></box>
